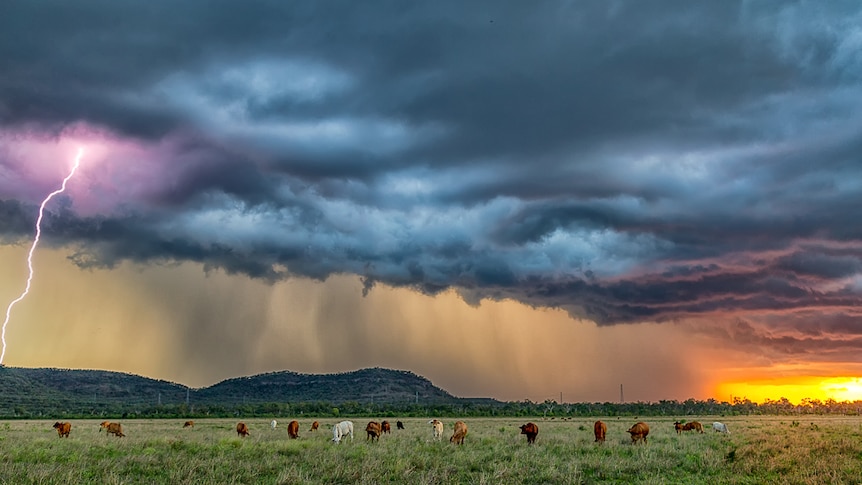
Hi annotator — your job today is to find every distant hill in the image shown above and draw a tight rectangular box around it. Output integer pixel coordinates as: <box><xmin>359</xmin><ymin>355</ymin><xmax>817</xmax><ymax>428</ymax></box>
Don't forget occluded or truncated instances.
<box><xmin>0</xmin><ymin>365</ymin><xmax>487</xmax><ymax>416</ymax></box>
<box><xmin>196</xmin><ymin>368</ymin><xmax>457</xmax><ymax>405</ymax></box>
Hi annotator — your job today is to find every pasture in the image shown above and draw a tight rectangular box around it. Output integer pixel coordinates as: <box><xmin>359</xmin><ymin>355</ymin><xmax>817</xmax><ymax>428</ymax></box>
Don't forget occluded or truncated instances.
<box><xmin>1</xmin><ymin>416</ymin><xmax>862</xmax><ymax>484</ymax></box>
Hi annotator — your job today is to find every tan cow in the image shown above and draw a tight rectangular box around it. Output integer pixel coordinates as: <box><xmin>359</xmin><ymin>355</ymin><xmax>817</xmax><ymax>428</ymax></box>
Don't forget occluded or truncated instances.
<box><xmin>365</xmin><ymin>421</ymin><xmax>382</xmax><ymax>442</ymax></box>
<box><xmin>381</xmin><ymin>420</ymin><xmax>391</xmax><ymax>434</ymax></box>
<box><xmin>627</xmin><ymin>422</ymin><xmax>649</xmax><ymax>444</ymax></box>
<box><xmin>53</xmin><ymin>421</ymin><xmax>71</xmax><ymax>438</ymax></box>
<box><xmin>519</xmin><ymin>422</ymin><xmax>539</xmax><ymax>444</ymax></box>
<box><xmin>309</xmin><ymin>420</ymin><xmax>319</xmax><ymax>432</ymax></box>
<box><xmin>450</xmin><ymin>421</ymin><xmax>468</xmax><ymax>445</ymax></box>
<box><xmin>287</xmin><ymin>420</ymin><xmax>300</xmax><ymax>439</ymax></box>
<box><xmin>99</xmin><ymin>421</ymin><xmax>125</xmax><ymax>437</ymax></box>
<box><xmin>594</xmin><ymin>420</ymin><xmax>607</xmax><ymax>443</ymax></box>
<box><xmin>236</xmin><ymin>422</ymin><xmax>250</xmax><ymax>437</ymax></box>
<box><xmin>429</xmin><ymin>419</ymin><xmax>444</xmax><ymax>440</ymax></box>
<box><xmin>183</xmin><ymin>420</ymin><xmax>194</xmax><ymax>428</ymax></box>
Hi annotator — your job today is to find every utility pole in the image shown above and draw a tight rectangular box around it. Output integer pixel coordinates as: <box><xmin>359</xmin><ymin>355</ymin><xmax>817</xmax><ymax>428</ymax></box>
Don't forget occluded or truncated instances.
<box><xmin>560</xmin><ymin>392</ymin><xmax>563</xmax><ymax>404</ymax></box>
<box><xmin>186</xmin><ymin>387</ymin><xmax>190</xmax><ymax>406</ymax></box>
<box><xmin>415</xmin><ymin>391</ymin><xmax>418</xmax><ymax>404</ymax></box>
<box><xmin>620</xmin><ymin>384</ymin><xmax>624</xmax><ymax>403</ymax></box>
<box><xmin>158</xmin><ymin>392</ymin><xmax>162</xmax><ymax>406</ymax></box>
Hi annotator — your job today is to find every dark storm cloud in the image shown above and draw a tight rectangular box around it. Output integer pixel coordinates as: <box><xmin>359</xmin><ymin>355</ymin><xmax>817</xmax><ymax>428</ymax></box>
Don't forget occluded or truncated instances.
<box><xmin>3</xmin><ymin>0</ymin><xmax>862</xmax><ymax>350</ymax></box>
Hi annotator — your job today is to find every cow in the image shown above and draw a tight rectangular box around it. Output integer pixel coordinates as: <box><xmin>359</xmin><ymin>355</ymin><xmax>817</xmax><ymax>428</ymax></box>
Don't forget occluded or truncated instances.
<box><xmin>429</xmin><ymin>419</ymin><xmax>444</xmax><ymax>441</ymax></box>
<box><xmin>365</xmin><ymin>421</ymin><xmax>382</xmax><ymax>442</ymax></box>
<box><xmin>627</xmin><ymin>422</ymin><xmax>649</xmax><ymax>444</ymax></box>
<box><xmin>310</xmin><ymin>421</ymin><xmax>319</xmax><ymax>432</ymax></box>
<box><xmin>52</xmin><ymin>421</ymin><xmax>71</xmax><ymax>438</ymax></box>
<box><xmin>381</xmin><ymin>420</ymin><xmax>391</xmax><ymax>434</ymax></box>
<box><xmin>450</xmin><ymin>421</ymin><xmax>468</xmax><ymax>445</ymax></box>
<box><xmin>332</xmin><ymin>420</ymin><xmax>354</xmax><ymax>444</ymax></box>
<box><xmin>594</xmin><ymin>420</ymin><xmax>607</xmax><ymax>443</ymax></box>
<box><xmin>99</xmin><ymin>421</ymin><xmax>125</xmax><ymax>437</ymax></box>
<box><xmin>712</xmin><ymin>422</ymin><xmax>730</xmax><ymax>434</ymax></box>
<box><xmin>286</xmin><ymin>420</ymin><xmax>299</xmax><ymax>439</ymax></box>
<box><xmin>519</xmin><ymin>422</ymin><xmax>539</xmax><ymax>444</ymax></box>
<box><xmin>236</xmin><ymin>422</ymin><xmax>250</xmax><ymax>437</ymax></box>
<box><xmin>675</xmin><ymin>421</ymin><xmax>704</xmax><ymax>434</ymax></box>
<box><xmin>396</xmin><ymin>420</ymin><xmax>405</xmax><ymax>430</ymax></box>
<box><xmin>270</xmin><ymin>419</ymin><xmax>278</xmax><ymax>430</ymax></box>
<box><xmin>183</xmin><ymin>421</ymin><xmax>194</xmax><ymax>428</ymax></box>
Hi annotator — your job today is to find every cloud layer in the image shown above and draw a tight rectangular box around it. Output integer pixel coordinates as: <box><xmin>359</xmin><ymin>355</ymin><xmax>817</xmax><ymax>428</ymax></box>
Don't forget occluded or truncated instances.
<box><xmin>3</xmin><ymin>1</ymin><xmax>862</xmax><ymax>374</ymax></box>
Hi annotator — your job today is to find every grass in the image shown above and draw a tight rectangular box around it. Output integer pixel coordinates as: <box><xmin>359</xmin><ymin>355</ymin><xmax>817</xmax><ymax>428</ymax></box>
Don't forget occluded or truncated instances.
<box><xmin>1</xmin><ymin>416</ymin><xmax>861</xmax><ymax>484</ymax></box>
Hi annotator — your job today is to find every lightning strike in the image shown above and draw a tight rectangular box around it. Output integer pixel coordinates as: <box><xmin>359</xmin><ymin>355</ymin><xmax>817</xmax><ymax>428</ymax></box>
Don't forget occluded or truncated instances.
<box><xmin>0</xmin><ymin>147</ymin><xmax>84</xmax><ymax>365</ymax></box>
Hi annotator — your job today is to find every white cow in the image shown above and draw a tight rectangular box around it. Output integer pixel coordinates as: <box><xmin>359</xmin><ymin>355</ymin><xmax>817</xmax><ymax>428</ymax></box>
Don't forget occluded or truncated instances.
<box><xmin>428</xmin><ymin>419</ymin><xmax>444</xmax><ymax>441</ymax></box>
<box><xmin>270</xmin><ymin>420</ymin><xmax>278</xmax><ymax>430</ymax></box>
<box><xmin>712</xmin><ymin>422</ymin><xmax>730</xmax><ymax>434</ymax></box>
<box><xmin>332</xmin><ymin>420</ymin><xmax>354</xmax><ymax>443</ymax></box>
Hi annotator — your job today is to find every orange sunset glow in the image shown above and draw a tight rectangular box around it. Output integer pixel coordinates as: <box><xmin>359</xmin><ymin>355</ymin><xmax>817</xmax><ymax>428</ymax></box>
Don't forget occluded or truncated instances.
<box><xmin>717</xmin><ymin>377</ymin><xmax>862</xmax><ymax>405</ymax></box>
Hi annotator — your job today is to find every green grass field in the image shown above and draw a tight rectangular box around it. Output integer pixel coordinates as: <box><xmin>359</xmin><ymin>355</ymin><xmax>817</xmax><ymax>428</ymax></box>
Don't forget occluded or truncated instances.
<box><xmin>2</xmin><ymin>416</ymin><xmax>862</xmax><ymax>484</ymax></box>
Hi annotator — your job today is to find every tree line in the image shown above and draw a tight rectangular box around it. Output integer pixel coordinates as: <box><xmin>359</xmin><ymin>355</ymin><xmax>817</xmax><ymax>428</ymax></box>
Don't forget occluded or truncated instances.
<box><xmin>3</xmin><ymin>396</ymin><xmax>862</xmax><ymax>420</ymax></box>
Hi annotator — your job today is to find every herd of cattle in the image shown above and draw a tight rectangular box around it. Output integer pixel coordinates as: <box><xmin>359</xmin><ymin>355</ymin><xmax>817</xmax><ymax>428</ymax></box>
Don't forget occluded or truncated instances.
<box><xmin>50</xmin><ymin>418</ymin><xmax>731</xmax><ymax>444</ymax></box>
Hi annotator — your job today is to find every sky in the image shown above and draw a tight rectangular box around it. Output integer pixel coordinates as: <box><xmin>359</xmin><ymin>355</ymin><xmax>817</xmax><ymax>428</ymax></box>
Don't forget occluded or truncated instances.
<box><xmin>2</xmin><ymin>1</ymin><xmax>862</xmax><ymax>404</ymax></box>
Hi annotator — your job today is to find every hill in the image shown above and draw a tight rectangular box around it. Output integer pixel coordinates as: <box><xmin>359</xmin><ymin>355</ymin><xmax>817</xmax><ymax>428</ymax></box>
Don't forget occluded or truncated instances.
<box><xmin>196</xmin><ymin>367</ymin><xmax>456</xmax><ymax>405</ymax></box>
<box><xmin>0</xmin><ymin>365</ymin><xmax>481</xmax><ymax>417</ymax></box>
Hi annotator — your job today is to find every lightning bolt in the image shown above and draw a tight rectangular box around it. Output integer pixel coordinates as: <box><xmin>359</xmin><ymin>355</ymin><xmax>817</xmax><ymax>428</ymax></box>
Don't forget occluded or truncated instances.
<box><xmin>1</xmin><ymin>147</ymin><xmax>84</xmax><ymax>365</ymax></box>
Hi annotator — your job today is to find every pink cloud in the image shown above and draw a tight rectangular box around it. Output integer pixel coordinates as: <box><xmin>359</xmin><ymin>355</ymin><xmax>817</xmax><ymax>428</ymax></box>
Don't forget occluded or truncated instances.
<box><xmin>1</xmin><ymin>124</ymin><xmax>188</xmax><ymax>216</ymax></box>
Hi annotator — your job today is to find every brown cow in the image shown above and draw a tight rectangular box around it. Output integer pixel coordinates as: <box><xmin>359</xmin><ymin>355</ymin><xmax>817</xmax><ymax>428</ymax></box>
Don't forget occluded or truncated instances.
<box><xmin>381</xmin><ymin>420</ymin><xmax>391</xmax><ymax>434</ymax></box>
<box><xmin>287</xmin><ymin>420</ymin><xmax>300</xmax><ymax>439</ymax></box>
<box><xmin>236</xmin><ymin>422</ymin><xmax>250</xmax><ymax>437</ymax></box>
<box><xmin>183</xmin><ymin>420</ymin><xmax>194</xmax><ymax>428</ymax></box>
<box><xmin>686</xmin><ymin>421</ymin><xmax>704</xmax><ymax>433</ymax></box>
<box><xmin>450</xmin><ymin>421</ymin><xmax>468</xmax><ymax>445</ymax></box>
<box><xmin>627</xmin><ymin>422</ymin><xmax>649</xmax><ymax>444</ymax></box>
<box><xmin>594</xmin><ymin>420</ymin><xmax>607</xmax><ymax>443</ymax></box>
<box><xmin>674</xmin><ymin>421</ymin><xmax>704</xmax><ymax>434</ymax></box>
<box><xmin>99</xmin><ymin>421</ymin><xmax>125</xmax><ymax>437</ymax></box>
<box><xmin>365</xmin><ymin>421</ymin><xmax>382</xmax><ymax>442</ymax></box>
<box><xmin>396</xmin><ymin>420</ymin><xmax>405</xmax><ymax>430</ymax></box>
<box><xmin>519</xmin><ymin>422</ymin><xmax>539</xmax><ymax>444</ymax></box>
<box><xmin>52</xmin><ymin>421</ymin><xmax>71</xmax><ymax>438</ymax></box>
<box><xmin>309</xmin><ymin>420</ymin><xmax>319</xmax><ymax>432</ymax></box>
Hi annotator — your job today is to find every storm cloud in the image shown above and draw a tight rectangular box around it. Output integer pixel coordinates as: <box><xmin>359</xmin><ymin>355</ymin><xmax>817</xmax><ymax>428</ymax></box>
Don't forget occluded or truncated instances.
<box><xmin>3</xmin><ymin>0</ymin><xmax>862</xmax><ymax>359</ymax></box>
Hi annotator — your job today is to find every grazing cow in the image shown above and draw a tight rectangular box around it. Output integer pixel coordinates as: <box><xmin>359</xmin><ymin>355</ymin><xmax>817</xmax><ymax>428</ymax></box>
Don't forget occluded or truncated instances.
<box><xmin>236</xmin><ymin>422</ymin><xmax>250</xmax><ymax>437</ymax></box>
<box><xmin>450</xmin><ymin>421</ymin><xmax>468</xmax><ymax>445</ymax></box>
<box><xmin>332</xmin><ymin>421</ymin><xmax>354</xmax><ymax>444</ymax></box>
<box><xmin>712</xmin><ymin>422</ymin><xmax>730</xmax><ymax>434</ymax></box>
<box><xmin>627</xmin><ymin>422</ymin><xmax>649</xmax><ymax>444</ymax></box>
<box><xmin>309</xmin><ymin>421</ymin><xmax>319</xmax><ymax>432</ymax></box>
<box><xmin>675</xmin><ymin>421</ymin><xmax>704</xmax><ymax>434</ymax></box>
<box><xmin>183</xmin><ymin>420</ymin><xmax>194</xmax><ymax>428</ymax></box>
<box><xmin>381</xmin><ymin>420</ymin><xmax>391</xmax><ymax>434</ymax></box>
<box><xmin>99</xmin><ymin>421</ymin><xmax>125</xmax><ymax>437</ymax></box>
<box><xmin>396</xmin><ymin>420</ymin><xmax>405</xmax><ymax>430</ymax></box>
<box><xmin>429</xmin><ymin>419</ymin><xmax>444</xmax><ymax>441</ymax></box>
<box><xmin>365</xmin><ymin>421</ymin><xmax>382</xmax><ymax>442</ymax></box>
<box><xmin>287</xmin><ymin>420</ymin><xmax>300</xmax><ymax>439</ymax></box>
<box><xmin>594</xmin><ymin>420</ymin><xmax>607</xmax><ymax>443</ymax></box>
<box><xmin>519</xmin><ymin>422</ymin><xmax>539</xmax><ymax>444</ymax></box>
<box><xmin>53</xmin><ymin>421</ymin><xmax>71</xmax><ymax>438</ymax></box>
<box><xmin>270</xmin><ymin>420</ymin><xmax>277</xmax><ymax>430</ymax></box>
